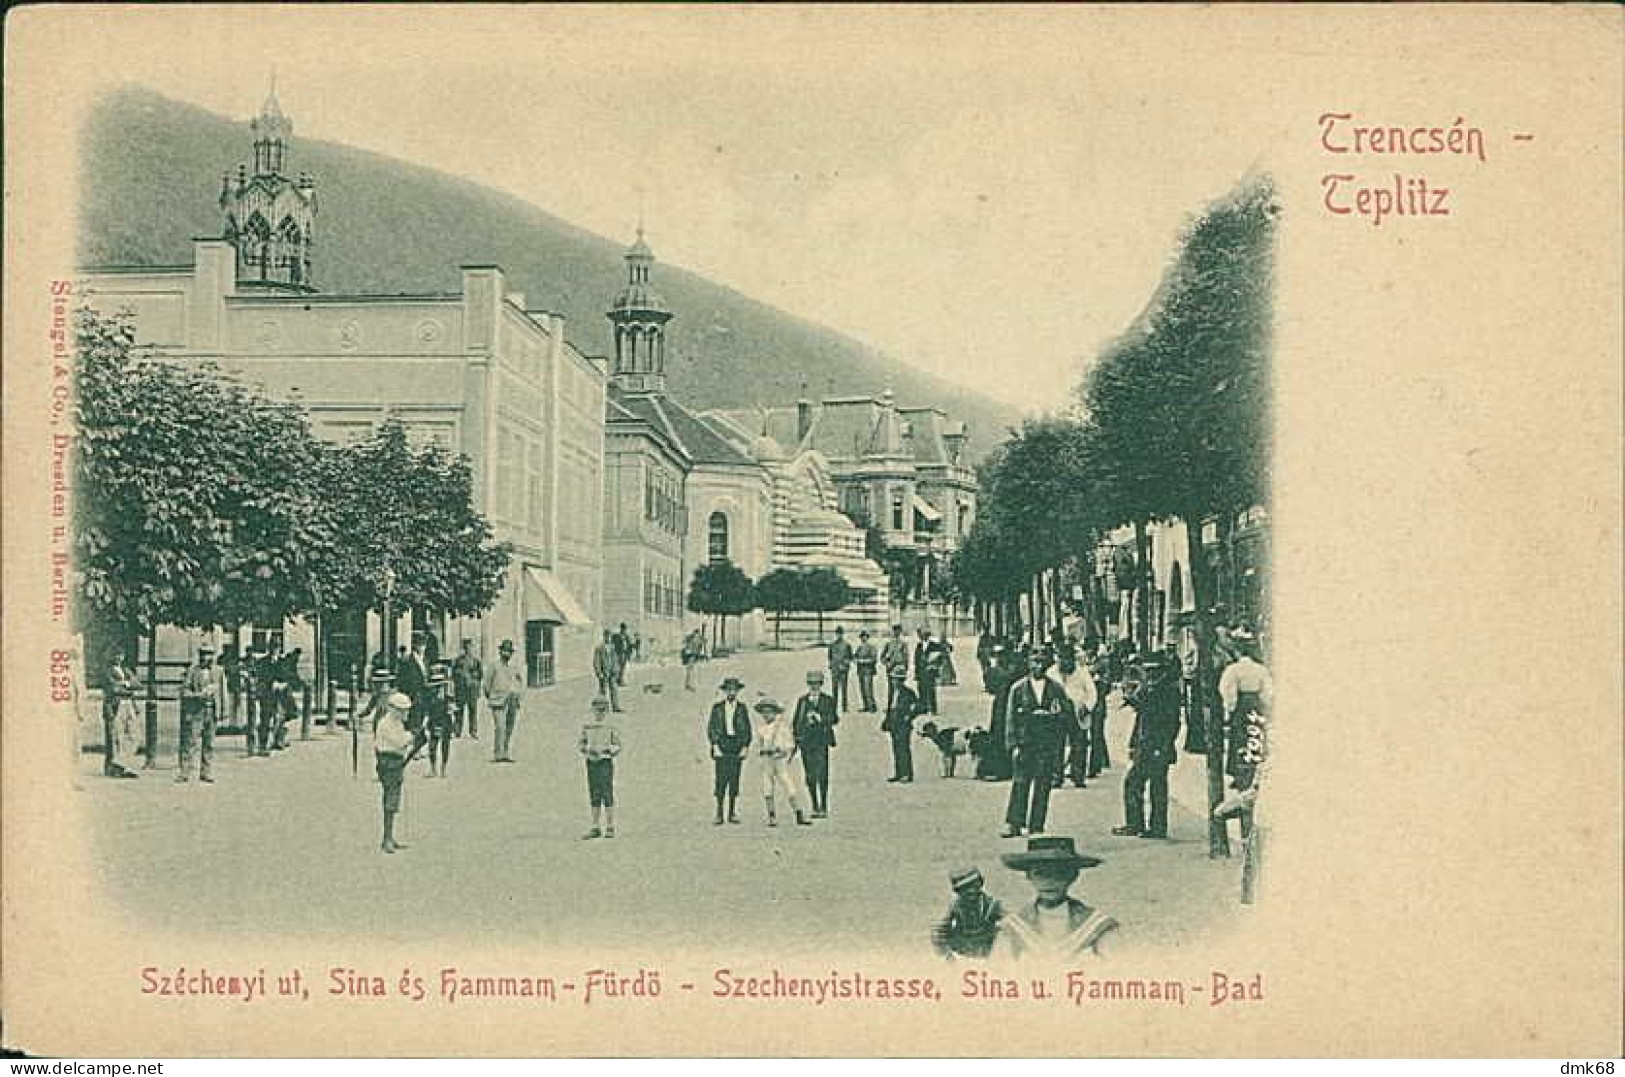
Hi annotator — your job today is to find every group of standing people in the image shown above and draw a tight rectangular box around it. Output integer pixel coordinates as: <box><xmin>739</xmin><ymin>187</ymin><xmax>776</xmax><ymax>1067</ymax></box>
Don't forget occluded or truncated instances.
<box><xmin>697</xmin><ymin>622</ymin><xmax>956</xmax><ymax>828</ymax></box>
<box><xmin>98</xmin><ymin>640</ymin><xmax>308</xmax><ymax>785</ymax></box>
<box><xmin>979</xmin><ymin>636</ymin><xmax>1111</xmax><ymax>789</ymax></box>
<box><xmin>973</xmin><ymin>622</ymin><xmax>1272</xmax><ymax>848</ymax></box>
<box><xmin>591</xmin><ymin>625</ymin><xmax>640</xmax><ymax>712</ymax></box>
<box><xmin>366</xmin><ymin>633</ymin><xmax>527</xmax><ymax>852</ymax></box>
<box><xmin>704</xmin><ymin>669</ymin><xmax>838</xmax><ymax>827</ymax></box>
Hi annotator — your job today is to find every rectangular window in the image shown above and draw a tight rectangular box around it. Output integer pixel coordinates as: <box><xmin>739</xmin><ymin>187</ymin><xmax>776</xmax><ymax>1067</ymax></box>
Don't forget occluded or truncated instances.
<box><xmin>528</xmin><ymin>441</ymin><xmax>544</xmax><ymax>533</ymax></box>
<box><xmin>497</xmin><ymin>430</ymin><xmax>518</xmax><ymax>523</ymax></box>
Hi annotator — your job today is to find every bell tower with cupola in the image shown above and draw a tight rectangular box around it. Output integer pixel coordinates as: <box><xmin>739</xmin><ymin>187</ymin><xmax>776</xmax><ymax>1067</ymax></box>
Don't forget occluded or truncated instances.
<box><xmin>219</xmin><ymin>76</ymin><xmax>318</xmax><ymax>291</ymax></box>
<box><xmin>606</xmin><ymin>227</ymin><xmax>674</xmax><ymax>394</ymax></box>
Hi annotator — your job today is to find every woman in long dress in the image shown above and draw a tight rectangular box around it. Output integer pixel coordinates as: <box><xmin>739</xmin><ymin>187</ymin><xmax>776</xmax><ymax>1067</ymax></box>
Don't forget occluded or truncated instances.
<box><xmin>977</xmin><ymin>648</ymin><xmax>1015</xmax><ymax>781</ymax></box>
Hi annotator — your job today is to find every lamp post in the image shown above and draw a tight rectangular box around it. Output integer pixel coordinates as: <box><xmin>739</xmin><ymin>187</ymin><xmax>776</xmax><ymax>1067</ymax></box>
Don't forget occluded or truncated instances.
<box><xmin>380</xmin><ymin>565</ymin><xmax>398</xmax><ymax>670</ymax></box>
<box><xmin>355</xmin><ymin>565</ymin><xmax>396</xmax><ymax>778</ymax></box>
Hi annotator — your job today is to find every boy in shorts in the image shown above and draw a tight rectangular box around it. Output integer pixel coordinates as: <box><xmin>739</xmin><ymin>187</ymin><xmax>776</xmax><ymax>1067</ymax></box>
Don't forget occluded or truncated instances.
<box><xmin>579</xmin><ymin>696</ymin><xmax>622</xmax><ymax>839</ymax></box>
<box><xmin>373</xmin><ymin>691</ymin><xmax>420</xmax><ymax>854</ymax></box>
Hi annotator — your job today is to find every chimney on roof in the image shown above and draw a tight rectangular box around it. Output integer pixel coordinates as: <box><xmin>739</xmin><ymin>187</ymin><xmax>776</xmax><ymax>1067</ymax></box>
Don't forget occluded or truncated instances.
<box><xmin>943</xmin><ymin>421</ymin><xmax>969</xmax><ymax>464</ymax></box>
<box><xmin>797</xmin><ymin>382</ymin><xmax>814</xmax><ymax>442</ymax></box>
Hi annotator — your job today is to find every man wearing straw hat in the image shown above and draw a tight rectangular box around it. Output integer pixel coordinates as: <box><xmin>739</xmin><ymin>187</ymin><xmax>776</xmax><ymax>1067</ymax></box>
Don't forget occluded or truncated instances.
<box><xmin>754</xmin><ymin>698</ymin><xmax>812</xmax><ymax>828</ymax></box>
<box><xmin>992</xmin><ymin>836</ymin><xmax>1118</xmax><ymax>961</ymax></box>
<box><xmin>706</xmin><ymin>677</ymin><xmax>752</xmax><ymax>825</ymax></box>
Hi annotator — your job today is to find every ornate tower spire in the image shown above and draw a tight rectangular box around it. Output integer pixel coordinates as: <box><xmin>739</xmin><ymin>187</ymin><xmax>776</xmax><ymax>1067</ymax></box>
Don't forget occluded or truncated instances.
<box><xmin>606</xmin><ymin>225</ymin><xmax>673</xmax><ymax>393</ymax></box>
<box><xmin>221</xmin><ymin>75</ymin><xmax>318</xmax><ymax>291</ymax></box>
<box><xmin>251</xmin><ymin>74</ymin><xmax>292</xmax><ymax>176</ymax></box>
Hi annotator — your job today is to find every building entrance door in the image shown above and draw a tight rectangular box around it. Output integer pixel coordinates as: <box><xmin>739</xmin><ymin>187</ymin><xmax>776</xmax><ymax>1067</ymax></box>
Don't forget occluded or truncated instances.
<box><xmin>525</xmin><ymin>620</ymin><xmax>556</xmax><ymax>688</ymax></box>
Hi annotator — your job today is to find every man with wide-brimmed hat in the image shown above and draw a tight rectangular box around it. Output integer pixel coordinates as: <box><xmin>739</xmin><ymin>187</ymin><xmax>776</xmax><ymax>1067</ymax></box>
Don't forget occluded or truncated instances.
<box><xmin>992</xmin><ymin>836</ymin><xmax>1117</xmax><ymax>961</ymax></box>
<box><xmin>176</xmin><ymin>642</ymin><xmax>225</xmax><ymax>784</ymax></box>
<box><xmin>706</xmin><ymin>677</ymin><xmax>752</xmax><ymax>824</ymax></box>
<box><xmin>483</xmin><ymin>639</ymin><xmax>524</xmax><ymax>763</ymax></box>
<box><xmin>754</xmin><ymin>698</ymin><xmax>812</xmax><ymax>827</ymax></box>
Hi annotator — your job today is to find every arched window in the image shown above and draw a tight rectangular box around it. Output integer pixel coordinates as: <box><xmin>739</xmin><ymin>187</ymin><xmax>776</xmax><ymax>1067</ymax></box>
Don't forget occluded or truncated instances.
<box><xmin>708</xmin><ymin>511</ymin><xmax>730</xmax><ymax>564</ymax></box>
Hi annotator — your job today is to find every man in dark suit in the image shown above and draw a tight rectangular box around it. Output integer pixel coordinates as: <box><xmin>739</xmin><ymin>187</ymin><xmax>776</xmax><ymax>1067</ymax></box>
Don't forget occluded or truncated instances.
<box><xmin>707</xmin><ymin>677</ymin><xmax>753</xmax><ymax>825</ymax></box>
<box><xmin>395</xmin><ymin>635</ymin><xmax>429</xmax><ymax>700</ymax></box>
<box><xmin>792</xmin><ymin>669</ymin><xmax>839</xmax><ymax>818</ymax></box>
<box><xmin>395</xmin><ymin>634</ymin><xmax>432</xmax><ymax>745</ymax></box>
<box><xmin>826</xmin><ymin>627</ymin><xmax>854</xmax><ymax>713</ymax></box>
<box><xmin>1001</xmin><ymin>650</ymin><xmax>1074</xmax><ymax>838</ymax></box>
<box><xmin>253</xmin><ymin>643</ymin><xmax>288</xmax><ymax>756</ymax></box>
<box><xmin>1112</xmin><ymin>653</ymin><xmax>1182</xmax><ymax>840</ymax></box>
<box><xmin>881</xmin><ymin>667</ymin><xmax>919</xmax><ymax>782</ymax></box>
<box><xmin>914</xmin><ymin>627</ymin><xmax>945</xmax><ymax>715</ymax></box>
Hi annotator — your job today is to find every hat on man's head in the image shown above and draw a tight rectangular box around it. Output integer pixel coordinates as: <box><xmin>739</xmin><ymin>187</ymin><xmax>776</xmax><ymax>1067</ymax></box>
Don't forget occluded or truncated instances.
<box><xmin>719</xmin><ymin>677</ymin><xmax>745</xmax><ymax>691</ymax></box>
<box><xmin>427</xmin><ymin>663</ymin><xmax>450</xmax><ymax>686</ymax></box>
<box><xmin>385</xmin><ymin>691</ymin><xmax>413</xmax><ymax>712</ymax></box>
<box><xmin>754</xmin><ymin>697</ymin><xmax>785</xmax><ymax>715</ymax></box>
<box><xmin>498</xmin><ymin>639</ymin><xmax>515</xmax><ymax>652</ymax></box>
<box><xmin>1000</xmin><ymin>835</ymin><xmax>1103</xmax><ymax>872</ymax></box>
<box><xmin>371</xmin><ymin>665</ymin><xmax>395</xmax><ymax>682</ymax></box>
<box><xmin>949</xmin><ymin>867</ymin><xmax>986</xmax><ymax>893</ymax></box>
<box><xmin>197</xmin><ymin>642</ymin><xmax>216</xmax><ymax>656</ymax></box>
<box><xmin>805</xmin><ymin>669</ymin><xmax>825</xmax><ymax>684</ymax></box>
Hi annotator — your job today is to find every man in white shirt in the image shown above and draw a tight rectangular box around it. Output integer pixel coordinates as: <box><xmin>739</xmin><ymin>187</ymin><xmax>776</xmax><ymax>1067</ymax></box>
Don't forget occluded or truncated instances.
<box><xmin>1053</xmin><ymin>647</ymin><xmax>1098</xmax><ymax>790</ymax></box>
<box><xmin>483</xmin><ymin>639</ymin><xmax>525</xmax><ymax>763</ymax></box>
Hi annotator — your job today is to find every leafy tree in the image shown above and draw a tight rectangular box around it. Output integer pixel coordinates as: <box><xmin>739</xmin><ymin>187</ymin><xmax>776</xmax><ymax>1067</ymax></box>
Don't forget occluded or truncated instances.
<box><xmin>1078</xmin><ymin>174</ymin><xmax>1277</xmax><ymax>857</ymax></box>
<box><xmin>75</xmin><ymin>310</ymin><xmax>509</xmax><ymax>697</ymax></box>
<box><xmin>800</xmin><ymin>566</ymin><xmax>852</xmax><ymax>642</ymax></box>
<box><xmin>317</xmin><ymin>419</ymin><xmax>510</xmax><ymax>621</ymax></box>
<box><xmin>74</xmin><ymin>306</ymin><xmax>330</xmax><ymax>645</ymax></box>
<box><xmin>687</xmin><ymin>559</ymin><xmax>755</xmax><ymax>651</ymax></box>
<box><xmin>753</xmin><ymin>568</ymin><xmax>807</xmax><ymax>649</ymax></box>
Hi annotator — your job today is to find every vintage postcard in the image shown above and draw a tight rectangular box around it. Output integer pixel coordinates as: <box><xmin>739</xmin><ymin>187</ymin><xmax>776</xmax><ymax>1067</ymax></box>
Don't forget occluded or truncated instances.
<box><xmin>3</xmin><ymin>4</ymin><xmax>1620</xmax><ymax>1059</ymax></box>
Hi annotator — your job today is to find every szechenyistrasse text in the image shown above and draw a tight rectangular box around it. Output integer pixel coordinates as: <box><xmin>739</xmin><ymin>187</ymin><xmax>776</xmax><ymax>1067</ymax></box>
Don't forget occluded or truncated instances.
<box><xmin>138</xmin><ymin>964</ymin><xmax>1266</xmax><ymax>1009</ymax></box>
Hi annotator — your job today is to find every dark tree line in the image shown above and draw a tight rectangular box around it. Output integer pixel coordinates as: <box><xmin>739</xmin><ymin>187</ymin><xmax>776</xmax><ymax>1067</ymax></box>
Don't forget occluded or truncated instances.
<box><xmin>689</xmin><ymin>561</ymin><xmax>859</xmax><ymax>650</ymax></box>
<box><xmin>948</xmin><ymin>176</ymin><xmax>1276</xmax><ymax>857</ymax></box>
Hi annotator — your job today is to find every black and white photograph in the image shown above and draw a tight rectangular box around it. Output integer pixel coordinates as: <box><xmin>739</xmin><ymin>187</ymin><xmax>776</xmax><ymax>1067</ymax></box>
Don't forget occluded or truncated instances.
<box><xmin>3</xmin><ymin>4</ymin><xmax>1619</xmax><ymax>1061</ymax></box>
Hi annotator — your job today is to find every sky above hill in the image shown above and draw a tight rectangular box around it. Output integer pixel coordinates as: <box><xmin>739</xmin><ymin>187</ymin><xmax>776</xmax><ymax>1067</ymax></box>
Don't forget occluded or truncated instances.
<box><xmin>48</xmin><ymin>7</ymin><xmax>1288</xmax><ymax>412</ymax></box>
